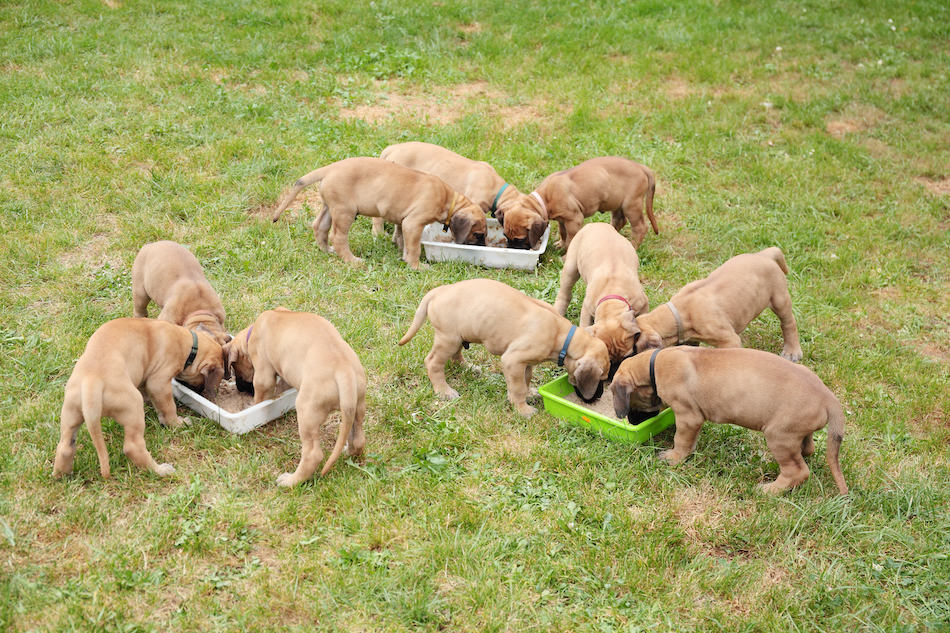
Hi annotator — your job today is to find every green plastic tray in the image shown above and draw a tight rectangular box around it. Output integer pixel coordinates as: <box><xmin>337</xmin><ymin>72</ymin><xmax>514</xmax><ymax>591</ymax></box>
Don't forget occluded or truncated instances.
<box><xmin>539</xmin><ymin>374</ymin><xmax>675</xmax><ymax>444</ymax></box>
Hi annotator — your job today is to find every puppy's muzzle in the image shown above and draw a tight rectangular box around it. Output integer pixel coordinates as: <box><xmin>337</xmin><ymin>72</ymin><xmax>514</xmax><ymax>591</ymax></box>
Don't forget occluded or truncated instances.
<box><xmin>507</xmin><ymin>237</ymin><xmax>531</xmax><ymax>250</ymax></box>
<box><xmin>236</xmin><ymin>376</ymin><xmax>254</xmax><ymax>394</ymax></box>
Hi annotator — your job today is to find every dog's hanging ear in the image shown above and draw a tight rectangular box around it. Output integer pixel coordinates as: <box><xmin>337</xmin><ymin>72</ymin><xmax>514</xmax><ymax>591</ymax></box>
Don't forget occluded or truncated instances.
<box><xmin>450</xmin><ymin>213</ymin><xmax>473</xmax><ymax>244</ymax></box>
<box><xmin>200</xmin><ymin>362</ymin><xmax>224</xmax><ymax>395</ymax></box>
<box><xmin>572</xmin><ymin>360</ymin><xmax>604</xmax><ymax>402</ymax></box>
<box><xmin>494</xmin><ymin>207</ymin><xmax>505</xmax><ymax>227</ymax></box>
<box><xmin>221</xmin><ymin>343</ymin><xmax>232</xmax><ymax>380</ymax></box>
<box><xmin>611</xmin><ymin>380</ymin><xmax>632</xmax><ymax>418</ymax></box>
<box><xmin>528</xmin><ymin>219</ymin><xmax>547</xmax><ymax>249</ymax></box>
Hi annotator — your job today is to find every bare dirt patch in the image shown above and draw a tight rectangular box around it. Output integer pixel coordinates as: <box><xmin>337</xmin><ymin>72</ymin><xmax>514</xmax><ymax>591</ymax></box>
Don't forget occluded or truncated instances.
<box><xmin>916</xmin><ymin>176</ymin><xmax>950</xmax><ymax>195</ymax></box>
<box><xmin>486</xmin><ymin>430</ymin><xmax>536</xmax><ymax>459</ymax></box>
<box><xmin>665</xmin><ymin>78</ymin><xmax>693</xmax><ymax>100</ymax></box>
<box><xmin>251</xmin><ymin>188</ymin><xmax>324</xmax><ymax>220</ymax></box>
<box><xmin>337</xmin><ymin>80</ymin><xmax>544</xmax><ymax>128</ymax></box>
<box><xmin>458</xmin><ymin>22</ymin><xmax>482</xmax><ymax>33</ymax></box>
<box><xmin>825</xmin><ymin>104</ymin><xmax>887</xmax><ymax>138</ymax></box>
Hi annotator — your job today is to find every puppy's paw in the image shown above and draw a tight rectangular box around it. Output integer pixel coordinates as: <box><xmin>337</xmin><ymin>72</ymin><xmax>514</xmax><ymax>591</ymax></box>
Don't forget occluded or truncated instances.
<box><xmin>658</xmin><ymin>449</ymin><xmax>684</xmax><ymax>465</ymax></box>
<box><xmin>517</xmin><ymin>404</ymin><xmax>538</xmax><ymax>418</ymax></box>
<box><xmin>757</xmin><ymin>481</ymin><xmax>787</xmax><ymax>495</ymax></box>
<box><xmin>154</xmin><ymin>463</ymin><xmax>176</xmax><ymax>477</ymax></box>
<box><xmin>781</xmin><ymin>348</ymin><xmax>803</xmax><ymax>363</ymax></box>
<box><xmin>276</xmin><ymin>472</ymin><xmax>298</xmax><ymax>487</ymax></box>
<box><xmin>179</xmin><ymin>416</ymin><xmax>192</xmax><ymax>427</ymax></box>
<box><xmin>437</xmin><ymin>388</ymin><xmax>460</xmax><ymax>401</ymax></box>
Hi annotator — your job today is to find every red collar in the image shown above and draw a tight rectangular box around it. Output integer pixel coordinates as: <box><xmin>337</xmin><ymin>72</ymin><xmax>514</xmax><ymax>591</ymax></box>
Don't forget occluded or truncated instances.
<box><xmin>596</xmin><ymin>294</ymin><xmax>632</xmax><ymax>311</ymax></box>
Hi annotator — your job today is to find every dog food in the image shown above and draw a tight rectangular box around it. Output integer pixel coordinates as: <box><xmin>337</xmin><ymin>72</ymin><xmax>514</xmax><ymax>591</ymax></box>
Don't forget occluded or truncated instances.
<box><xmin>562</xmin><ymin>387</ymin><xmax>620</xmax><ymax>420</ymax></box>
<box><xmin>197</xmin><ymin>380</ymin><xmax>292</xmax><ymax>413</ymax></box>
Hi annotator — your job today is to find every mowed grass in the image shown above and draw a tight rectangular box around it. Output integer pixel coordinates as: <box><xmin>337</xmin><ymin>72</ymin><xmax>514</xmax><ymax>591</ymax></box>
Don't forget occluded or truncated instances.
<box><xmin>1</xmin><ymin>0</ymin><xmax>948</xmax><ymax>630</ymax></box>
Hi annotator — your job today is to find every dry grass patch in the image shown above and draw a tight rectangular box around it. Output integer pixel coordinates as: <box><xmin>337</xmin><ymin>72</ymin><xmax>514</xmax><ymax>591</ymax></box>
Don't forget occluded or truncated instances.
<box><xmin>915</xmin><ymin>176</ymin><xmax>950</xmax><ymax>196</ymax></box>
<box><xmin>825</xmin><ymin>104</ymin><xmax>887</xmax><ymax>138</ymax></box>
<box><xmin>337</xmin><ymin>80</ymin><xmax>546</xmax><ymax>128</ymax></box>
<box><xmin>485</xmin><ymin>430</ymin><xmax>537</xmax><ymax>459</ymax></box>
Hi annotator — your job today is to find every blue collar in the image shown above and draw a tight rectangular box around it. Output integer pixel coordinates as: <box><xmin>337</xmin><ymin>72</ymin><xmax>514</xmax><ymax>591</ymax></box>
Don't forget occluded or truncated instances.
<box><xmin>489</xmin><ymin>183</ymin><xmax>509</xmax><ymax>217</ymax></box>
<box><xmin>557</xmin><ymin>325</ymin><xmax>577</xmax><ymax>367</ymax></box>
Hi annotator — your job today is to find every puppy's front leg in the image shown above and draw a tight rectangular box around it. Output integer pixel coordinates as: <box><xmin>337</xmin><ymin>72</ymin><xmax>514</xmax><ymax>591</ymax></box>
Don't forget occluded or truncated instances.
<box><xmin>400</xmin><ymin>218</ymin><xmax>426</xmax><ymax>270</ymax></box>
<box><xmin>770</xmin><ymin>287</ymin><xmax>803</xmax><ymax>362</ymax></box>
<box><xmin>253</xmin><ymin>369</ymin><xmax>279</xmax><ymax>404</ymax></box>
<box><xmin>146</xmin><ymin>375</ymin><xmax>186</xmax><ymax>428</ymax></box>
<box><xmin>659</xmin><ymin>408</ymin><xmax>703</xmax><ymax>464</ymax></box>
<box><xmin>501</xmin><ymin>352</ymin><xmax>536</xmax><ymax>417</ymax></box>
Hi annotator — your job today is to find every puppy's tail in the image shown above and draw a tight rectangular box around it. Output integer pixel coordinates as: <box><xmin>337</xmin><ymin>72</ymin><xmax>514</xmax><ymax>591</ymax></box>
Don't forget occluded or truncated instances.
<box><xmin>825</xmin><ymin>400</ymin><xmax>848</xmax><ymax>495</ymax></box>
<box><xmin>397</xmin><ymin>288</ymin><xmax>438</xmax><ymax>345</ymax></box>
<box><xmin>644</xmin><ymin>167</ymin><xmax>659</xmax><ymax>235</ymax></box>
<box><xmin>81</xmin><ymin>376</ymin><xmax>110</xmax><ymax>478</ymax></box>
<box><xmin>760</xmin><ymin>246</ymin><xmax>789</xmax><ymax>275</ymax></box>
<box><xmin>271</xmin><ymin>165</ymin><xmax>331</xmax><ymax>222</ymax></box>
<box><xmin>321</xmin><ymin>370</ymin><xmax>360</xmax><ymax>477</ymax></box>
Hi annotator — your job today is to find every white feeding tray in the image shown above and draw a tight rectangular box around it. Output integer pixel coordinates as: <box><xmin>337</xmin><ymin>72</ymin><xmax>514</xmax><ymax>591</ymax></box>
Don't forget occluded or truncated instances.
<box><xmin>420</xmin><ymin>217</ymin><xmax>549</xmax><ymax>270</ymax></box>
<box><xmin>172</xmin><ymin>379</ymin><xmax>298</xmax><ymax>434</ymax></box>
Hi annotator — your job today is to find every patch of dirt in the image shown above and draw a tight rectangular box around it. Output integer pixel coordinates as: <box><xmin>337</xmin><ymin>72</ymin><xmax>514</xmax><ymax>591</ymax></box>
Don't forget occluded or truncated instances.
<box><xmin>435</xmin><ymin>571</ymin><xmax>466</xmax><ymax>596</ymax></box>
<box><xmin>458</xmin><ymin>22</ymin><xmax>481</xmax><ymax>33</ymax></box>
<box><xmin>102</xmin><ymin>0</ymin><xmax>121</xmax><ymax>7</ymax></box>
<box><xmin>916</xmin><ymin>342</ymin><xmax>950</xmax><ymax>363</ymax></box>
<box><xmin>57</xmin><ymin>218</ymin><xmax>122</xmax><ymax>272</ymax></box>
<box><xmin>825</xmin><ymin>104</ymin><xmax>887</xmax><ymax>138</ymax></box>
<box><xmin>486</xmin><ymin>431</ymin><xmax>536</xmax><ymax>459</ymax></box>
<box><xmin>916</xmin><ymin>176</ymin><xmax>950</xmax><ymax>195</ymax></box>
<box><xmin>251</xmin><ymin>188</ymin><xmax>324</xmax><ymax>220</ymax></box>
<box><xmin>665</xmin><ymin>78</ymin><xmax>693</xmax><ymax>100</ymax></box>
<box><xmin>337</xmin><ymin>80</ymin><xmax>543</xmax><ymax>128</ymax></box>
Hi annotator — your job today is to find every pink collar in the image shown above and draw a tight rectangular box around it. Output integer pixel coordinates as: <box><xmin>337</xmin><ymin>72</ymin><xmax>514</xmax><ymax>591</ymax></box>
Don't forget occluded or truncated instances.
<box><xmin>596</xmin><ymin>294</ymin><xmax>633</xmax><ymax>311</ymax></box>
<box><xmin>530</xmin><ymin>191</ymin><xmax>547</xmax><ymax>218</ymax></box>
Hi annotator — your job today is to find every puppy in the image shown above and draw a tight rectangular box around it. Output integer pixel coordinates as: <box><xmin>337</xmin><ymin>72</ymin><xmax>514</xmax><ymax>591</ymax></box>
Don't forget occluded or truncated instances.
<box><xmin>270</xmin><ymin>157</ymin><xmax>487</xmax><ymax>269</ymax></box>
<box><xmin>611</xmin><ymin>347</ymin><xmax>847</xmax><ymax>494</ymax></box>
<box><xmin>223</xmin><ymin>309</ymin><xmax>367</xmax><ymax>487</ymax></box>
<box><xmin>53</xmin><ymin>318</ymin><xmax>225</xmax><ymax>478</ymax></box>
<box><xmin>132</xmin><ymin>241</ymin><xmax>231</xmax><ymax>345</ymax></box>
<box><xmin>553</xmin><ymin>222</ymin><xmax>650</xmax><ymax>372</ymax></box>
<box><xmin>634</xmin><ymin>247</ymin><xmax>803</xmax><ymax>361</ymax></box>
<box><xmin>502</xmin><ymin>156</ymin><xmax>658</xmax><ymax>251</ymax></box>
<box><xmin>370</xmin><ymin>141</ymin><xmax>529</xmax><ymax>238</ymax></box>
<box><xmin>398</xmin><ymin>279</ymin><xmax>609</xmax><ymax>417</ymax></box>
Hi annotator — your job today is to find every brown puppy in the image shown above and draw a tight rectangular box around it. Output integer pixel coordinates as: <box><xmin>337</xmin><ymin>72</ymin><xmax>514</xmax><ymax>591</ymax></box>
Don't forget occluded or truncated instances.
<box><xmin>223</xmin><ymin>309</ymin><xmax>367</xmax><ymax>487</ymax></box>
<box><xmin>502</xmin><ymin>156</ymin><xmax>658</xmax><ymax>251</ymax></box>
<box><xmin>53</xmin><ymin>318</ymin><xmax>225</xmax><ymax>479</ymax></box>
<box><xmin>634</xmin><ymin>247</ymin><xmax>803</xmax><ymax>362</ymax></box>
<box><xmin>553</xmin><ymin>222</ymin><xmax>650</xmax><ymax>370</ymax></box>
<box><xmin>398</xmin><ymin>279</ymin><xmax>609</xmax><ymax>417</ymax></box>
<box><xmin>132</xmin><ymin>241</ymin><xmax>231</xmax><ymax>345</ymax></box>
<box><xmin>270</xmin><ymin>157</ymin><xmax>487</xmax><ymax>269</ymax></box>
<box><xmin>611</xmin><ymin>347</ymin><xmax>848</xmax><ymax>495</ymax></box>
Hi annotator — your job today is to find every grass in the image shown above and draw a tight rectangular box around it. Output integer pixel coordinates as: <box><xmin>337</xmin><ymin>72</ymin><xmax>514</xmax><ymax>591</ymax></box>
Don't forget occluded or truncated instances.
<box><xmin>1</xmin><ymin>0</ymin><xmax>948</xmax><ymax>630</ymax></box>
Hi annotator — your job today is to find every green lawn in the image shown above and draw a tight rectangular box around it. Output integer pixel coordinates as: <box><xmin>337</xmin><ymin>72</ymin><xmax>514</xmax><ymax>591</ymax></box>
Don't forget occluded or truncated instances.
<box><xmin>1</xmin><ymin>0</ymin><xmax>948</xmax><ymax>631</ymax></box>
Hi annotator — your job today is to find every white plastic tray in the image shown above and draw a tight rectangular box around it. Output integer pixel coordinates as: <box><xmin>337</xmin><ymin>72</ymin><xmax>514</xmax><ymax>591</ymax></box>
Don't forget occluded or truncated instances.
<box><xmin>420</xmin><ymin>218</ymin><xmax>549</xmax><ymax>270</ymax></box>
<box><xmin>172</xmin><ymin>379</ymin><xmax>298</xmax><ymax>434</ymax></box>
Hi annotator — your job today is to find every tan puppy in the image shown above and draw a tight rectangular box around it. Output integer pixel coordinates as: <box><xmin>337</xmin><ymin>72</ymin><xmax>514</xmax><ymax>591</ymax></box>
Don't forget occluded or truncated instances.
<box><xmin>223</xmin><ymin>309</ymin><xmax>367</xmax><ymax>487</ymax></box>
<box><xmin>634</xmin><ymin>247</ymin><xmax>803</xmax><ymax>362</ymax></box>
<box><xmin>132</xmin><ymin>241</ymin><xmax>231</xmax><ymax>345</ymax></box>
<box><xmin>553</xmin><ymin>223</ymin><xmax>649</xmax><ymax>371</ymax></box>
<box><xmin>502</xmin><ymin>156</ymin><xmax>658</xmax><ymax>251</ymax></box>
<box><xmin>53</xmin><ymin>318</ymin><xmax>225</xmax><ymax>479</ymax></box>
<box><xmin>398</xmin><ymin>279</ymin><xmax>609</xmax><ymax>417</ymax></box>
<box><xmin>611</xmin><ymin>347</ymin><xmax>848</xmax><ymax>495</ymax></box>
<box><xmin>270</xmin><ymin>157</ymin><xmax>487</xmax><ymax>269</ymax></box>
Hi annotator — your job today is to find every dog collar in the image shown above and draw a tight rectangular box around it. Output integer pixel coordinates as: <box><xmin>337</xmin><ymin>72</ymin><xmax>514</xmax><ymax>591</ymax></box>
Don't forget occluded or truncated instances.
<box><xmin>648</xmin><ymin>347</ymin><xmax>661</xmax><ymax>400</ymax></box>
<box><xmin>184</xmin><ymin>330</ymin><xmax>199</xmax><ymax>369</ymax></box>
<box><xmin>245</xmin><ymin>325</ymin><xmax>253</xmax><ymax>345</ymax></box>
<box><xmin>489</xmin><ymin>183</ymin><xmax>509</xmax><ymax>217</ymax></box>
<box><xmin>530</xmin><ymin>191</ymin><xmax>548</xmax><ymax>220</ymax></box>
<box><xmin>557</xmin><ymin>325</ymin><xmax>577</xmax><ymax>367</ymax></box>
<box><xmin>597</xmin><ymin>294</ymin><xmax>633</xmax><ymax>311</ymax></box>
<box><xmin>665</xmin><ymin>301</ymin><xmax>684</xmax><ymax>344</ymax></box>
<box><xmin>443</xmin><ymin>192</ymin><xmax>460</xmax><ymax>231</ymax></box>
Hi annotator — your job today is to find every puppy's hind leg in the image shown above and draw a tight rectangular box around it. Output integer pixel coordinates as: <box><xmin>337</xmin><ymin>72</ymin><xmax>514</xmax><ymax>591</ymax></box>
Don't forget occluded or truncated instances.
<box><xmin>425</xmin><ymin>333</ymin><xmax>463</xmax><ymax>400</ymax></box>
<box><xmin>116</xmin><ymin>389</ymin><xmax>174</xmax><ymax>476</ymax></box>
<box><xmin>553</xmin><ymin>252</ymin><xmax>580</xmax><ymax>316</ymax></box>
<box><xmin>132</xmin><ymin>283</ymin><xmax>150</xmax><ymax>319</ymax></box>
<box><xmin>760</xmin><ymin>428</ymin><xmax>810</xmax><ymax>494</ymax></box>
<box><xmin>52</xmin><ymin>396</ymin><xmax>85</xmax><ymax>478</ymax></box>
<box><xmin>311</xmin><ymin>205</ymin><xmax>333</xmax><ymax>252</ymax></box>
<box><xmin>277</xmin><ymin>393</ymin><xmax>328</xmax><ymax>487</ymax></box>
<box><xmin>501</xmin><ymin>351</ymin><xmax>536</xmax><ymax>417</ymax></box>
<box><xmin>328</xmin><ymin>212</ymin><xmax>363</xmax><ymax>265</ymax></box>
<box><xmin>770</xmin><ymin>283</ymin><xmax>803</xmax><ymax>362</ymax></box>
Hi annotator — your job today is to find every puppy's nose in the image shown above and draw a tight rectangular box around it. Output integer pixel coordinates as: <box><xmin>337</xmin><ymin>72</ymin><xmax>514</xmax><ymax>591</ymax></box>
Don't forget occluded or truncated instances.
<box><xmin>473</xmin><ymin>233</ymin><xmax>486</xmax><ymax>246</ymax></box>
<box><xmin>508</xmin><ymin>237</ymin><xmax>530</xmax><ymax>250</ymax></box>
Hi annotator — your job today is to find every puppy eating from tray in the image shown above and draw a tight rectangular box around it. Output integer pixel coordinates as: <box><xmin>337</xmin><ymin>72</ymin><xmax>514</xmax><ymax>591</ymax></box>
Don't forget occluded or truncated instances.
<box><xmin>223</xmin><ymin>308</ymin><xmax>367</xmax><ymax>487</ymax></box>
<box><xmin>611</xmin><ymin>346</ymin><xmax>848</xmax><ymax>495</ymax></box>
<box><xmin>398</xmin><ymin>279</ymin><xmax>609</xmax><ymax>417</ymax></box>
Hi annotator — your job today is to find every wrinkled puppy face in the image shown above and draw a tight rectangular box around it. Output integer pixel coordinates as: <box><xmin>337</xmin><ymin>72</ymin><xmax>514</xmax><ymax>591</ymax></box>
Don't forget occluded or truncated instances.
<box><xmin>634</xmin><ymin>322</ymin><xmax>663</xmax><ymax>354</ymax></box>
<box><xmin>184</xmin><ymin>318</ymin><xmax>232</xmax><ymax>346</ymax></box>
<box><xmin>610</xmin><ymin>355</ymin><xmax>661</xmax><ymax>419</ymax></box>
<box><xmin>222</xmin><ymin>328</ymin><xmax>255</xmax><ymax>394</ymax></box>
<box><xmin>177</xmin><ymin>331</ymin><xmax>225</xmax><ymax>398</ymax></box>
<box><xmin>502</xmin><ymin>204</ymin><xmax>546</xmax><ymax>250</ymax></box>
<box><xmin>592</xmin><ymin>312</ymin><xmax>642</xmax><ymax>378</ymax></box>
<box><xmin>450</xmin><ymin>201</ymin><xmax>487</xmax><ymax>245</ymax></box>
<box><xmin>565</xmin><ymin>336</ymin><xmax>609</xmax><ymax>401</ymax></box>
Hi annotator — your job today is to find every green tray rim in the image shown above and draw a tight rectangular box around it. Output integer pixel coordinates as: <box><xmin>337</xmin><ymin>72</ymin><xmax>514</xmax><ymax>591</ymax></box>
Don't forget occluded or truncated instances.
<box><xmin>538</xmin><ymin>374</ymin><xmax>675</xmax><ymax>444</ymax></box>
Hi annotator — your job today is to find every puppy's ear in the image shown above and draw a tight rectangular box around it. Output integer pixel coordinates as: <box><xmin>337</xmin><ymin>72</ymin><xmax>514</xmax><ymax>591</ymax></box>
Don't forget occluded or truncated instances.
<box><xmin>572</xmin><ymin>360</ymin><xmax>602</xmax><ymax>401</ymax></box>
<box><xmin>494</xmin><ymin>207</ymin><xmax>505</xmax><ymax>226</ymax></box>
<box><xmin>621</xmin><ymin>311</ymin><xmax>641</xmax><ymax>335</ymax></box>
<box><xmin>221</xmin><ymin>344</ymin><xmax>232</xmax><ymax>380</ymax></box>
<box><xmin>611</xmin><ymin>380</ymin><xmax>632</xmax><ymax>418</ymax></box>
<box><xmin>223</xmin><ymin>332</ymin><xmax>233</xmax><ymax>343</ymax></box>
<box><xmin>636</xmin><ymin>330</ymin><xmax>662</xmax><ymax>354</ymax></box>
<box><xmin>200</xmin><ymin>363</ymin><xmax>224</xmax><ymax>395</ymax></box>
<box><xmin>528</xmin><ymin>219</ymin><xmax>547</xmax><ymax>249</ymax></box>
<box><xmin>450</xmin><ymin>213</ymin><xmax>473</xmax><ymax>244</ymax></box>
